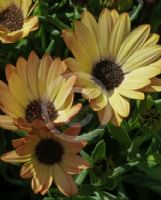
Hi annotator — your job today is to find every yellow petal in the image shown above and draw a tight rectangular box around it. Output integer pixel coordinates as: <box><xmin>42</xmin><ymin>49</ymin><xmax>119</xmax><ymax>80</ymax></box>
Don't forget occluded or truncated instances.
<box><xmin>23</xmin><ymin>16</ymin><xmax>39</xmax><ymax>35</ymax></box>
<box><xmin>110</xmin><ymin>9</ymin><xmax>119</xmax><ymax>24</ymax></box>
<box><xmin>54</xmin><ymin>75</ymin><xmax>76</xmax><ymax>110</ymax></box>
<box><xmin>21</xmin><ymin>0</ymin><xmax>32</xmax><ymax>17</ymax></box>
<box><xmin>47</xmin><ymin>58</ymin><xmax>66</xmax><ymax>86</ymax></box>
<box><xmin>111</xmin><ymin>110</ymin><xmax>123</xmax><ymax>126</ymax></box>
<box><xmin>46</xmin><ymin>76</ymin><xmax>63</xmax><ymax>103</ymax></box>
<box><xmin>121</xmin><ymin>75</ymin><xmax>150</xmax><ymax>90</ymax></box>
<box><xmin>27</xmin><ymin>51</ymin><xmax>40</xmax><ymax>99</ymax></box>
<box><xmin>6</xmin><ymin>64</ymin><xmax>29</xmax><ymax>108</ymax></box>
<box><xmin>122</xmin><ymin>46</ymin><xmax>161</xmax><ymax>73</ymax></box>
<box><xmin>90</xmin><ymin>92</ymin><xmax>108</xmax><ymax>111</ymax></box>
<box><xmin>81</xmin><ymin>10</ymin><xmax>98</xmax><ymax>42</ymax></box>
<box><xmin>0</xmin><ymin>0</ymin><xmax>11</xmax><ymax>10</ymax></box>
<box><xmin>141</xmin><ymin>33</ymin><xmax>160</xmax><ymax>48</ymax></box>
<box><xmin>117</xmin><ymin>86</ymin><xmax>144</xmax><ymax>99</ymax></box>
<box><xmin>76</xmin><ymin>72</ymin><xmax>102</xmax><ymax>99</ymax></box>
<box><xmin>38</xmin><ymin>54</ymin><xmax>52</xmax><ymax>97</ymax></box>
<box><xmin>109</xmin><ymin>13</ymin><xmax>130</xmax><ymax>60</ymax></box>
<box><xmin>141</xmin><ymin>78</ymin><xmax>161</xmax><ymax>92</ymax></box>
<box><xmin>0</xmin><ymin>81</ymin><xmax>24</xmax><ymax>117</ymax></box>
<box><xmin>59</xmin><ymin>93</ymin><xmax>74</xmax><ymax>111</ymax></box>
<box><xmin>109</xmin><ymin>89</ymin><xmax>130</xmax><ymax>117</ymax></box>
<box><xmin>0</xmin><ymin>115</ymin><xmax>17</xmax><ymax>131</ymax></box>
<box><xmin>62</xmin><ymin>29</ymin><xmax>93</xmax><ymax>71</ymax></box>
<box><xmin>126</xmin><ymin>66</ymin><xmax>160</xmax><ymax>79</ymax></box>
<box><xmin>98</xmin><ymin>8</ymin><xmax>113</xmax><ymax>59</ymax></box>
<box><xmin>16</xmin><ymin>56</ymin><xmax>34</xmax><ymax>101</ymax></box>
<box><xmin>74</xmin><ymin>20</ymin><xmax>100</xmax><ymax>63</ymax></box>
<box><xmin>55</xmin><ymin>103</ymin><xmax>82</xmax><ymax>123</ymax></box>
<box><xmin>116</xmin><ymin>25</ymin><xmax>150</xmax><ymax>65</ymax></box>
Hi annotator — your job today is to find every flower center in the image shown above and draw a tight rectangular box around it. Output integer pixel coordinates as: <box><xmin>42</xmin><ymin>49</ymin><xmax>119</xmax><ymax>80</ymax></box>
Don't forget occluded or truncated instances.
<box><xmin>92</xmin><ymin>60</ymin><xmax>124</xmax><ymax>91</ymax></box>
<box><xmin>0</xmin><ymin>5</ymin><xmax>24</xmax><ymax>31</ymax></box>
<box><xmin>35</xmin><ymin>138</ymin><xmax>64</xmax><ymax>165</ymax></box>
<box><xmin>25</xmin><ymin>100</ymin><xmax>57</xmax><ymax>123</ymax></box>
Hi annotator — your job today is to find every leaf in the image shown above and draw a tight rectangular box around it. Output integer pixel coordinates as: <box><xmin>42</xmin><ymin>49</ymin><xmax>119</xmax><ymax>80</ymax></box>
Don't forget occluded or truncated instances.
<box><xmin>75</xmin><ymin>169</ymin><xmax>89</xmax><ymax>186</ymax></box>
<box><xmin>91</xmin><ymin>140</ymin><xmax>106</xmax><ymax>163</ymax></box>
<box><xmin>77</xmin><ymin>129</ymin><xmax>104</xmax><ymax>142</ymax></box>
<box><xmin>127</xmin><ymin>132</ymin><xmax>151</xmax><ymax>159</ymax></box>
<box><xmin>123</xmin><ymin>173</ymin><xmax>161</xmax><ymax>195</ymax></box>
<box><xmin>139</xmin><ymin>95</ymin><xmax>154</xmax><ymax>114</ymax></box>
<box><xmin>78</xmin><ymin>184</ymin><xmax>97</xmax><ymax>196</ymax></box>
<box><xmin>108</xmin><ymin>124</ymin><xmax>131</xmax><ymax>148</ymax></box>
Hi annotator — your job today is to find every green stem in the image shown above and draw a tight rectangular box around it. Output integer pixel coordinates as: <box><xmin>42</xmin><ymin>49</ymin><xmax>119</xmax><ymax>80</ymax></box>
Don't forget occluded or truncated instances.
<box><xmin>130</xmin><ymin>0</ymin><xmax>143</xmax><ymax>21</ymax></box>
<box><xmin>39</xmin><ymin>15</ymin><xmax>69</xmax><ymax>30</ymax></box>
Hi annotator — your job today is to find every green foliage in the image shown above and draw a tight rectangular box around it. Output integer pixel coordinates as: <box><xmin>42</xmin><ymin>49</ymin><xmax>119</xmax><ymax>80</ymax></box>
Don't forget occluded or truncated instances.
<box><xmin>0</xmin><ymin>0</ymin><xmax>161</xmax><ymax>200</ymax></box>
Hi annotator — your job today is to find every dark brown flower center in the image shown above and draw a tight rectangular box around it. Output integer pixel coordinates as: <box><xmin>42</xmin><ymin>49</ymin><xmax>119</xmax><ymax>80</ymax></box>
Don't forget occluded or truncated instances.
<box><xmin>25</xmin><ymin>99</ymin><xmax>57</xmax><ymax>123</ymax></box>
<box><xmin>92</xmin><ymin>60</ymin><xmax>124</xmax><ymax>91</ymax></box>
<box><xmin>35</xmin><ymin>138</ymin><xmax>64</xmax><ymax>165</ymax></box>
<box><xmin>0</xmin><ymin>5</ymin><xmax>24</xmax><ymax>31</ymax></box>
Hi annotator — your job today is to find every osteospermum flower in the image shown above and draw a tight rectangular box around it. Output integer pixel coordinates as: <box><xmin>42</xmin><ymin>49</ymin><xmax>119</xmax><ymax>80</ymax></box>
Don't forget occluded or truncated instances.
<box><xmin>0</xmin><ymin>51</ymin><xmax>81</xmax><ymax>130</ymax></box>
<box><xmin>0</xmin><ymin>0</ymin><xmax>38</xmax><ymax>43</ymax></box>
<box><xmin>63</xmin><ymin>9</ymin><xmax>161</xmax><ymax>126</ymax></box>
<box><xmin>1</xmin><ymin>126</ymin><xmax>89</xmax><ymax>196</ymax></box>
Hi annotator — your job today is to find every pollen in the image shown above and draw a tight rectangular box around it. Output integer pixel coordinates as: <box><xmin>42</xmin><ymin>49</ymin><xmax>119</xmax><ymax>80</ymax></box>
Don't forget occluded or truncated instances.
<box><xmin>92</xmin><ymin>60</ymin><xmax>124</xmax><ymax>91</ymax></box>
<box><xmin>0</xmin><ymin>4</ymin><xmax>24</xmax><ymax>31</ymax></box>
<box><xmin>25</xmin><ymin>99</ymin><xmax>57</xmax><ymax>123</ymax></box>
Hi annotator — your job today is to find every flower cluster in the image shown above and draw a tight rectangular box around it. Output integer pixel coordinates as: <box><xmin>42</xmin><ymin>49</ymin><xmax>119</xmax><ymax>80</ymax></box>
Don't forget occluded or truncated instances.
<box><xmin>0</xmin><ymin>0</ymin><xmax>161</xmax><ymax>197</ymax></box>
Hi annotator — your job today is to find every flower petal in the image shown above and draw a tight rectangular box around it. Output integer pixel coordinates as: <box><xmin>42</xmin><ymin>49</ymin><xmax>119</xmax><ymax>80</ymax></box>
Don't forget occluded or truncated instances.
<box><xmin>90</xmin><ymin>92</ymin><xmax>108</xmax><ymax>111</ymax></box>
<box><xmin>116</xmin><ymin>25</ymin><xmax>150</xmax><ymax>65</ymax></box>
<box><xmin>53</xmin><ymin>164</ymin><xmax>78</xmax><ymax>196</ymax></box>
<box><xmin>98</xmin><ymin>8</ymin><xmax>113</xmax><ymax>59</ymax></box>
<box><xmin>1</xmin><ymin>150</ymin><xmax>31</xmax><ymax>163</ymax></box>
<box><xmin>109</xmin><ymin>13</ymin><xmax>130</xmax><ymax>60</ymax></box>
<box><xmin>122</xmin><ymin>46</ymin><xmax>161</xmax><ymax>73</ymax></box>
<box><xmin>0</xmin><ymin>115</ymin><xmax>17</xmax><ymax>131</ymax></box>
<box><xmin>141</xmin><ymin>77</ymin><xmax>161</xmax><ymax>92</ymax></box>
<box><xmin>97</xmin><ymin>103</ymin><xmax>113</xmax><ymax>125</ymax></box>
<box><xmin>109</xmin><ymin>89</ymin><xmax>130</xmax><ymax>117</ymax></box>
<box><xmin>55</xmin><ymin>103</ymin><xmax>82</xmax><ymax>123</ymax></box>
<box><xmin>117</xmin><ymin>86</ymin><xmax>145</xmax><ymax>99</ymax></box>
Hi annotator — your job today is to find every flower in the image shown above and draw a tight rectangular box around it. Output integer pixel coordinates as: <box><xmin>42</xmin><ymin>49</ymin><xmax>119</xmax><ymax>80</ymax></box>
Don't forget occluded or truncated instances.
<box><xmin>1</xmin><ymin>126</ymin><xmax>89</xmax><ymax>196</ymax></box>
<box><xmin>0</xmin><ymin>51</ymin><xmax>81</xmax><ymax>131</ymax></box>
<box><xmin>62</xmin><ymin>9</ymin><xmax>161</xmax><ymax>126</ymax></box>
<box><xmin>0</xmin><ymin>0</ymin><xmax>38</xmax><ymax>43</ymax></box>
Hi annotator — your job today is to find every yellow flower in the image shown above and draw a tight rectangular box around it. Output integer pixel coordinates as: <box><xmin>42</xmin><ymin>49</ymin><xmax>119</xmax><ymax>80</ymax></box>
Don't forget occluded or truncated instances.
<box><xmin>0</xmin><ymin>51</ymin><xmax>81</xmax><ymax>130</ymax></box>
<box><xmin>62</xmin><ymin>9</ymin><xmax>161</xmax><ymax>126</ymax></box>
<box><xmin>1</xmin><ymin>126</ymin><xmax>89</xmax><ymax>196</ymax></box>
<box><xmin>0</xmin><ymin>0</ymin><xmax>38</xmax><ymax>43</ymax></box>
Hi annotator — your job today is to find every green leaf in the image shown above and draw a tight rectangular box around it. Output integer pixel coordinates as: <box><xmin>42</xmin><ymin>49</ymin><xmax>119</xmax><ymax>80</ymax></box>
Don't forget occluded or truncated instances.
<box><xmin>139</xmin><ymin>95</ymin><xmax>154</xmax><ymax>114</ymax></box>
<box><xmin>108</xmin><ymin>125</ymin><xmax>131</xmax><ymax>148</ymax></box>
<box><xmin>77</xmin><ymin>129</ymin><xmax>104</xmax><ymax>142</ymax></box>
<box><xmin>78</xmin><ymin>184</ymin><xmax>97</xmax><ymax>196</ymax></box>
<box><xmin>91</xmin><ymin>140</ymin><xmax>106</xmax><ymax>163</ymax></box>
<box><xmin>75</xmin><ymin>169</ymin><xmax>89</xmax><ymax>186</ymax></box>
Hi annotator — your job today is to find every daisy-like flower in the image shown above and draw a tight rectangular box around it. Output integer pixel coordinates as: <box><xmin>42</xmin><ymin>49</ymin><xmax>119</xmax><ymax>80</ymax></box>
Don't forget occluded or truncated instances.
<box><xmin>1</xmin><ymin>126</ymin><xmax>89</xmax><ymax>196</ymax></box>
<box><xmin>0</xmin><ymin>0</ymin><xmax>38</xmax><ymax>43</ymax></box>
<box><xmin>62</xmin><ymin>9</ymin><xmax>161</xmax><ymax>126</ymax></box>
<box><xmin>0</xmin><ymin>51</ymin><xmax>81</xmax><ymax>131</ymax></box>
